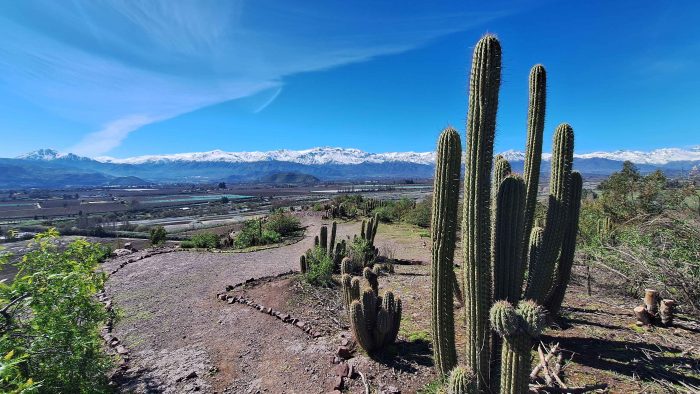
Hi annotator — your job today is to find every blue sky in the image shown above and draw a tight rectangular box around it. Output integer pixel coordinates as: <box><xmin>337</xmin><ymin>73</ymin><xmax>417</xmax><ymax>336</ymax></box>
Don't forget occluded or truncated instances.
<box><xmin>0</xmin><ymin>1</ymin><xmax>698</xmax><ymax>158</ymax></box>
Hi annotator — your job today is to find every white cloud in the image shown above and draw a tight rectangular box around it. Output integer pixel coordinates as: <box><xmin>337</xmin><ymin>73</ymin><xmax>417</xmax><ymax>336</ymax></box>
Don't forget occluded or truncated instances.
<box><xmin>0</xmin><ymin>1</ymin><xmax>514</xmax><ymax>156</ymax></box>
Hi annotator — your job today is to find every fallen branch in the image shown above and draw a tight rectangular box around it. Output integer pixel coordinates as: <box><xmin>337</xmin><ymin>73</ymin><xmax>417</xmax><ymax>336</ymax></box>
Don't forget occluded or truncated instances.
<box><xmin>358</xmin><ymin>371</ymin><xmax>369</xmax><ymax>394</ymax></box>
<box><xmin>531</xmin><ymin>343</ymin><xmax>560</xmax><ymax>380</ymax></box>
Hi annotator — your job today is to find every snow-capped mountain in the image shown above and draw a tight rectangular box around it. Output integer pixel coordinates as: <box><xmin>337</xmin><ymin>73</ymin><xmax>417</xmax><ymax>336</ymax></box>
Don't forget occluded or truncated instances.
<box><xmin>6</xmin><ymin>145</ymin><xmax>699</xmax><ymax>188</ymax></box>
<box><xmin>17</xmin><ymin>146</ymin><xmax>700</xmax><ymax>166</ymax></box>
<box><xmin>15</xmin><ymin>148</ymin><xmax>85</xmax><ymax>161</ymax></box>
<box><xmin>95</xmin><ymin>147</ymin><xmax>436</xmax><ymax>166</ymax></box>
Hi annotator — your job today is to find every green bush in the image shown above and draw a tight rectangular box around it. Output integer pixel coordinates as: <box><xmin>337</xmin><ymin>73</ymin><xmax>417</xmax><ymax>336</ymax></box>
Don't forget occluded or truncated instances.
<box><xmin>181</xmin><ymin>233</ymin><xmax>220</xmax><ymax>249</ymax></box>
<box><xmin>0</xmin><ymin>230</ymin><xmax>113</xmax><ymax>393</ymax></box>
<box><xmin>149</xmin><ymin>226</ymin><xmax>167</xmax><ymax>245</ymax></box>
<box><xmin>304</xmin><ymin>246</ymin><xmax>334</xmax><ymax>286</ymax></box>
<box><xmin>349</xmin><ymin>237</ymin><xmax>376</xmax><ymax>267</ymax></box>
<box><xmin>264</xmin><ymin>211</ymin><xmax>302</xmax><ymax>237</ymax></box>
<box><xmin>234</xmin><ymin>219</ymin><xmax>282</xmax><ymax>249</ymax></box>
<box><xmin>404</xmin><ymin>197</ymin><xmax>431</xmax><ymax>228</ymax></box>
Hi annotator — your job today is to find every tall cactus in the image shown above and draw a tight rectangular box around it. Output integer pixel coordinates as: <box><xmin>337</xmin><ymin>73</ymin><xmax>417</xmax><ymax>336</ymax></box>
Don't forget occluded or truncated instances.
<box><xmin>431</xmin><ymin>127</ymin><xmax>462</xmax><ymax>376</ymax></box>
<box><xmin>463</xmin><ymin>34</ymin><xmax>501</xmax><ymax>389</ymax></box>
<box><xmin>545</xmin><ymin>172</ymin><xmax>583</xmax><ymax>314</ymax></box>
<box><xmin>523</xmin><ymin>124</ymin><xmax>574</xmax><ymax>304</ymax></box>
<box><xmin>429</xmin><ymin>34</ymin><xmax>582</xmax><ymax>393</ymax></box>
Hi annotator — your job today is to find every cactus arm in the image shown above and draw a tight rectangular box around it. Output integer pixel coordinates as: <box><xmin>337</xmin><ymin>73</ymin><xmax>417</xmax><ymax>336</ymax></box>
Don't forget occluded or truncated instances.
<box><xmin>492</xmin><ymin>176</ymin><xmax>526</xmax><ymax>303</ymax></box>
<box><xmin>545</xmin><ymin>171</ymin><xmax>583</xmax><ymax>314</ymax></box>
<box><xmin>320</xmin><ymin>225</ymin><xmax>328</xmax><ymax>252</ymax></box>
<box><xmin>462</xmin><ymin>34</ymin><xmax>501</xmax><ymax>389</ymax></box>
<box><xmin>350</xmin><ymin>300</ymin><xmax>374</xmax><ymax>352</ymax></box>
<box><xmin>521</xmin><ymin>65</ymin><xmax>547</xmax><ymax>265</ymax></box>
<box><xmin>430</xmin><ymin>127</ymin><xmax>462</xmax><ymax>376</ymax></box>
<box><xmin>447</xmin><ymin>366</ymin><xmax>477</xmax><ymax>394</ymax></box>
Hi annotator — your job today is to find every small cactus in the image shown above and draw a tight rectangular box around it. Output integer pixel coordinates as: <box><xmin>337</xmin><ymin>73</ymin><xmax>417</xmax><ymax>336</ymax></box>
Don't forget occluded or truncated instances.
<box><xmin>299</xmin><ymin>255</ymin><xmax>307</xmax><ymax>274</ymax></box>
<box><xmin>349</xmin><ymin>287</ymin><xmax>401</xmax><ymax>353</ymax></box>
<box><xmin>363</xmin><ymin>266</ymin><xmax>379</xmax><ymax>294</ymax></box>
<box><xmin>320</xmin><ymin>226</ymin><xmax>328</xmax><ymax>252</ymax></box>
<box><xmin>340</xmin><ymin>256</ymin><xmax>354</xmax><ymax>275</ymax></box>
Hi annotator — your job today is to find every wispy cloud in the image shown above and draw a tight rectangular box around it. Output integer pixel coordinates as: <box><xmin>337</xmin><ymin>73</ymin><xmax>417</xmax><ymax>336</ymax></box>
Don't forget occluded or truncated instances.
<box><xmin>0</xmin><ymin>1</ymin><xmax>513</xmax><ymax>156</ymax></box>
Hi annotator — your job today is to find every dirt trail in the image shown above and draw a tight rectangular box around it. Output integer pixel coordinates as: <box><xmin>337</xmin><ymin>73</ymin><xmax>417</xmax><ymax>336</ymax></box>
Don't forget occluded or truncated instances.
<box><xmin>104</xmin><ymin>217</ymin><xmax>361</xmax><ymax>393</ymax></box>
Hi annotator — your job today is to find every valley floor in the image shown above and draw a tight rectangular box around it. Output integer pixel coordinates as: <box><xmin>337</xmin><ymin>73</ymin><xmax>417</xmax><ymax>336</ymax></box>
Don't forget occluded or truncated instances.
<box><xmin>103</xmin><ymin>216</ymin><xmax>700</xmax><ymax>393</ymax></box>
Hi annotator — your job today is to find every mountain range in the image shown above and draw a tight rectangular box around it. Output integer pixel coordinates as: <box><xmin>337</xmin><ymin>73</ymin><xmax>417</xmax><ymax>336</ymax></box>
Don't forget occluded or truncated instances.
<box><xmin>2</xmin><ymin>146</ymin><xmax>699</xmax><ymax>189</ymax></box>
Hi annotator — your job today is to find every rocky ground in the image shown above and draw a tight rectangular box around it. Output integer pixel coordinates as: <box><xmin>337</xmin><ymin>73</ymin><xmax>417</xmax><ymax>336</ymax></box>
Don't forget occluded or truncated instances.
<box><xmin>103</xmin><ymin>217</ymin><xmax>700</xmax><ymax>393</ymax></box>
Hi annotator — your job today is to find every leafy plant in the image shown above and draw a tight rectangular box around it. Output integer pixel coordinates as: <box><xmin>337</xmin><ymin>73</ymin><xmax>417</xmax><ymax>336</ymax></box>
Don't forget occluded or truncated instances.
<box><xmin>149</xmin><ymin>225</ymin><xmax>167</xmax><ymax>245</ymax></box>
<box><xmin>181</xmin><ymin>232</ymin><xmax>220</xmax><ymax>249</ymax></box>
<box><xmin>303</xmin><ymin>246</ymin><xmax>334</xmax><ymax>286</ymax></box>
<box><xmin>0</xmin><ymin>230</ymin><xmax>113</xmax><ymax>393</ymax></box>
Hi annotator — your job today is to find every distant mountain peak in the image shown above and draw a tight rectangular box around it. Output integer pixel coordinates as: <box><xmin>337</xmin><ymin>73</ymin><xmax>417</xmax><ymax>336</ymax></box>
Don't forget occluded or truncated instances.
<box><xmin>16</xmin><ymin>146</ymin><xmax>700</xmax><ymax>166</ymax></box>
<box><xmin>16</xmin><ymin>148</ymin><xmax>86</xmax><ymax>161</ymax></box>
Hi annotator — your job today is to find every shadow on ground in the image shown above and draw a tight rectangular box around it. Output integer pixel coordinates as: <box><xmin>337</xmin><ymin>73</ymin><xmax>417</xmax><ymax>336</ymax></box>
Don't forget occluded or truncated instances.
<box><xmin>372</xmin><ymin>339</ymin><xmax>434</xmax><ymax>373</ymax></box>
<box><xmin>542</xmin><ymin>334</ymin><xmax>700</xmax><ymax>387</ymax></box>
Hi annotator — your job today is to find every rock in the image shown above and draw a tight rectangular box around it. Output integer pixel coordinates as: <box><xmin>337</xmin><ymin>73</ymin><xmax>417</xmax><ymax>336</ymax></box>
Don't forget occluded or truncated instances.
<box><xmin>227</xmin><ymin>298</ymin><xmax>236</xmax><ymax>304</ymax></box>
<box><xmin>340</xmin><ymin>338</ymin><xmax>349</xmax><ymax>347</ymax></box>
<box><xmin>336</xmin><ymin>346</ymin><xmax>353</xmax><ymax>359</ymax></box>
<box><xmin>332</xmin><ymin>376</ymin><xmax>343</xmax><ymax>390</ymax></box>
<box><xmin>348</xmin><ymin>364</ymin><xmax>355</xmax><ymax>378</ymax></box>
<box><xmin>115</xmin><ymin>345</ymin><xmax>128</xmax><ymax>355</ymax></box>
<box><xmin>123</xmin><ymin>242</ymin><xmax>134</xmax><ymax>250</ymax></box>
<box><xmin>334</xmin><ymin>362</ymin><xmax>349</xmax><ymax>377</ymax></box>
<box><xmin>313</xmin><ymin>332</ymin><xmax>323</xmax><ymax>338</ymax></box>
<box><xmin>295</xmin><ymin>321</ymin><xmax>306</xmax><ymax>329</ymax></box>
<box><xmin>225</xmin><ymin>285</ymin><xmax>235</xmax><ymax>291</ymax></box>
<box><xmin>111</xmin><ymin>249</ymin><xmax>132</xmax><ymax>257</ymax></box>
<box><xmin>218</xmin><ymin>294</ymin><xmax>227</xmax><ymax>301</ymax></box>
<box><xmin>382</xmin><ymin>386</ymin><xmax>400</xmax><ymax>394</ymax></box>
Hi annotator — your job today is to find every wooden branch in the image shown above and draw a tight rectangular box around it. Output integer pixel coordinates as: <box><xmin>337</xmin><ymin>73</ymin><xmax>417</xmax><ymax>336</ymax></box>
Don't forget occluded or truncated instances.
<box><xmin>531</xmin><ymin>343</ymin><xmax>560</xmax><ymax>380</ymax></box>
<box><xmin>538</xmin><ymin>345</ymin><xmax>555</xmax><ymax>386</ymax></box>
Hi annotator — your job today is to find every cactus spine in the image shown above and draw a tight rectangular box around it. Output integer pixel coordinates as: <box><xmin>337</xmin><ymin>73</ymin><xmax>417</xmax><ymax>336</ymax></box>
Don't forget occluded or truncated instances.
<box><xmin>462</xmin><ymin>34</ymin><xmax>501</xmax><ymax>389</ymax></box>
<box><xmin>431</xmin><ymin>127</ymin><xmax>462</xmax><ymax>376</ymax></box>
<box><xmin>545</xmin><ymin>172</ymin><xmax>583</xmax><ymax>314</ymax></box>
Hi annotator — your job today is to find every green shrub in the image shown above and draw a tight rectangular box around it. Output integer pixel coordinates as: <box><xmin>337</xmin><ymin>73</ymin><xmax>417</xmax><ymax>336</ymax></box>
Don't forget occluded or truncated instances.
<box><xmin>234</xmin><ymin>219</ymin><xmax>282</xmax><ymax>249</ymax></box>
<box><xmin>182</xmin><ymin>233</ymin><xmax>220</xmax><ymax>249</ymax></box>
<box><xmin>149</xmin><ymin>226</ymin><xmax>167</xmax><ymax>245</ymax></box>
<box><xmin>264</xmin><ymin>211</ymin><xmax>302</xmax><ymax>237</ymax></box>
<box><xmin>404</xmin><ymin>197</ymin><xmax>431</xmax><ymax>228</ymax></box>
<box><xmin>0</xmin><ymin>230</ymin><xmax>113</xmax><ymax>393</ymax></box>
<box><xmin>304</xmin><ymin>246</ymin><xmax>334</xmax><ymax>286</ymax></box>
<box><xmin>349</xmin><ymin>237</ymin><xmax>376</xmax><ymax>267</ymax></box>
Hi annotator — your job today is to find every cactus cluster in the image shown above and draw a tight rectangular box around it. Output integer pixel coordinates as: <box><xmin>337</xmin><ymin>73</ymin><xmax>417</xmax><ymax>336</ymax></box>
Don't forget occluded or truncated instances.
<box><xmin>300</xmin><ymin>222</ymin><xmax>347</xmax><ymax>275</ymax></box>
<box><xmin>429</xmin><ymin>34</ymin><xmax>584</xmax><ymax>391</ymax></box>
<box><xmin>349</xmin><ymin>287</ymin><xmax>402</xmax><ymax>353</ymax></box>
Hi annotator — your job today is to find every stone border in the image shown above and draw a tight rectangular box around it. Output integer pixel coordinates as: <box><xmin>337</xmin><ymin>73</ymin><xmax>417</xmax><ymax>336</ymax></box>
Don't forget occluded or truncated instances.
<box><xmin>216</xmin><ymin>292</ymin><xmax>323</xmax><ymax>338</ymax></box>
<box><xmin>216</xmin><ymin>271</ymin><xmax>324</xmax><ymax>338</ymax></box>
<box><xmin>106</xmin><ymin>247</ymin><xmax>177</xmax><ymax>277</ymax></box>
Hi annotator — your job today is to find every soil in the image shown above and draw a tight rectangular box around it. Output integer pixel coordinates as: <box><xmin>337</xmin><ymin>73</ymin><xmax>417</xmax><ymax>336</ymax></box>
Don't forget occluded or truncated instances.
<box><xmin>104</xmin><ymin>218</ymin><xmax>700</xmax><ymax>393</ymax></box>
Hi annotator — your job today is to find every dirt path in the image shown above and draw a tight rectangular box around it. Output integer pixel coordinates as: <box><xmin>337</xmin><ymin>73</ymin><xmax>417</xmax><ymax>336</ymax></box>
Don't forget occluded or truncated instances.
<box><xmin>104</xmin><ymin>217</ymin><xmax>360</xmax><ymax>393</ymax></box>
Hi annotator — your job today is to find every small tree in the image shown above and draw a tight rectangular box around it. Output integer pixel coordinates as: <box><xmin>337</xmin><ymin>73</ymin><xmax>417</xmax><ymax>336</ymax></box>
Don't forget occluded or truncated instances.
<box><xmin>149</xmin><ymin>226</ymin><xmax>167</xmax><ymax>246</ymax></box>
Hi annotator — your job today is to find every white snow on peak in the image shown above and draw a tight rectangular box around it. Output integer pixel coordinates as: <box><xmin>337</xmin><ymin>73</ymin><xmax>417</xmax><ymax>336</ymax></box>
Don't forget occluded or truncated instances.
<box><xmin>96</xmin><ymin>147</ymin><xmax>436</xmax><ymax>165</ymax></box>
<box><xmin>19</xmin><ymin>146</ymin><xmax>700</xmax><ymax>166</ymax></box>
